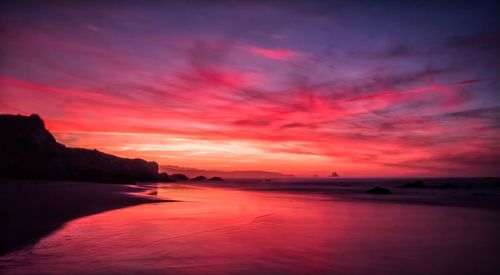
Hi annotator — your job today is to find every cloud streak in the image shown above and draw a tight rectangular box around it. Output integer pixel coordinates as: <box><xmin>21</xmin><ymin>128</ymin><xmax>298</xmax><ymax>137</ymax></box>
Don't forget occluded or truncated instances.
<box><xmin>249</xmin><ymin>47</ymin><xmax>298</xmax><ymax>60</ymax></box>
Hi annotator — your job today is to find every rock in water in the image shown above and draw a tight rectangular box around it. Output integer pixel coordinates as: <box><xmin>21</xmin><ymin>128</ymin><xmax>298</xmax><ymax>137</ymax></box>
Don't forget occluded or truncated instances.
<box><xmin>367</xmin><ymin>187</ymin><xmax>391</xmax><ymax>194</ymax></box>
<box><xmin>170</xmin><ymin>174</ymin><xmax>189</xmax><ymax>182</ymax></box>
<box><xmin>190</xmin><ymin>176</ymin><xmax>207</xmax><ymax>181</ymax></box>
<box><xmin>157</xmin><ymin>172</ymin><xmax>170</xmax><ymax>182</ymax></box>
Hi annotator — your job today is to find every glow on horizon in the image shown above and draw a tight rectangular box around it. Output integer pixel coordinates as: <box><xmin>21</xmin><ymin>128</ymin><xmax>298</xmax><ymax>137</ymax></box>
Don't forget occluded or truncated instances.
<box><xmin>1</xmin><ymin>1</ymin><xmax>499</xmax><ymax>176</ymax></box>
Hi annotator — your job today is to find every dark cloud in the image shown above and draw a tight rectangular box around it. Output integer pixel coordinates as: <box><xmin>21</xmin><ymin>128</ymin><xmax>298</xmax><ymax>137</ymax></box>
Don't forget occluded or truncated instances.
<box><xmin>433</xmin><ymin>106</ymin><xmax>500</xmax><ymax>123</ymax></box>
<box><xmin>233</xmin><ymin>119</ymin><xmax>272</xmax><ymax>127</ymax></box>
<box><xmin>280</xmin><ymin>122</ymin><xmax>316</xmax><ymax>129</ymax></box>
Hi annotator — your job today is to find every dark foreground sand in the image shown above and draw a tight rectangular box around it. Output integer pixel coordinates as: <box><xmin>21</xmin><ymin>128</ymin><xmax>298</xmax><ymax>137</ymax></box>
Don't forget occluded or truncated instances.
<box><xmin>0</xmin><ymin>180</ymin><xmax>168</xmax><ymax>255</ymax></box>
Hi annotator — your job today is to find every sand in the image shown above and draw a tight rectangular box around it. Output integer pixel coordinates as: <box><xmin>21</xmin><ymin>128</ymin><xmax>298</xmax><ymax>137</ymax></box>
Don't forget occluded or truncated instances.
<box><xmin>2</xmin><ymin>182</ymin><xmax>500</xmax><ymax>274</ymax></box>
<box><xmin>0</xmin><ymin>180</ymin><xmax>168</xmax><ymax>255</ymax></box>
<box><xmin>2</xmin><ymin>178</ymin><xmax>500</xmax><ymax>274</ymax></box>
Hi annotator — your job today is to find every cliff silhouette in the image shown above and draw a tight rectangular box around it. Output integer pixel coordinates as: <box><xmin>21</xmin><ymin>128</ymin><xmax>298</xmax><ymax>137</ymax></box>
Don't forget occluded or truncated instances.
<box><xmin>0</xmin><ymin>114</ymin><xmax>161</xmax><ymax>182</ymax></box>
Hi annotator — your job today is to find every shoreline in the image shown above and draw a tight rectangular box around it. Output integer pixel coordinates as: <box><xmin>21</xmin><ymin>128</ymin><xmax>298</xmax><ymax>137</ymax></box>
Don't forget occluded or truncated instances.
<box><xmin>2</xmin><ymin>178</ymin><xmax>499</xmax><ymax>257</ymax></box>
<box><xmin>193</xmin><ymin>178</ymin><xmax>500</xmax><ymax>210</ymax></box>
<box><xmin>4</xmin><ymin>182</ymin><xmax>500</xmax><ymax>274</ymax></box>
<box><xmin>0</xmin><ymin>180</ymin><xmax>170</xmax><ymax>256</ymax></box>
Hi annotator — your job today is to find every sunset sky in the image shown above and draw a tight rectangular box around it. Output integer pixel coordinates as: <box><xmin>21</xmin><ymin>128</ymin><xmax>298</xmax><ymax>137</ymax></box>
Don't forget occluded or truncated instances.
<box><xmin>1</xmin><ymin>1</ymin><xmax>499</xmax><ymax>176</ymax></box>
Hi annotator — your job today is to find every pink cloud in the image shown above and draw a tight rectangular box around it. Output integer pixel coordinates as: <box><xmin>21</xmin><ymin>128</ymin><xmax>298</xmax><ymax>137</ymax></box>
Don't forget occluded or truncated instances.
<box><xmin>1</xmin><ymin>33</ymin><xmax>499</xmax><ymax>176</ymax></box>
<box><xmin>249</xmin><ymin>47</ymin><xmax>298</xmax><ymax>60</ymax></box>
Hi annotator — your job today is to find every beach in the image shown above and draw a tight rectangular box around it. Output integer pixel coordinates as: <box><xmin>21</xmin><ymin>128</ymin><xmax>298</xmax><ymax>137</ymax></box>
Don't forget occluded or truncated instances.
<box><xmin>1</xmin><ymin>179</ymin><xmax>500</xmax><ymax>274</ymax></box>
<box><xmin>0</xmin><ymin>180</ymin><xmax>167</xmax><ymax>256</ymax></box>
<box><xmin>2</xmin><ymin>1</ymin><xmax>500</xmax><ymax>273</ymax></box>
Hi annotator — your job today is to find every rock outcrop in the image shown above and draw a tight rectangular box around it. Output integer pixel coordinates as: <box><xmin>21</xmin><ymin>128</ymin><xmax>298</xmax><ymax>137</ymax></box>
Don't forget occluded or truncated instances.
<box><xmin>0</xmin><ymin>114</ymin><xmax>160</xmax><ymax>183</ymax></box>
<box><xmin>190</xmin><ymin>176</ymin><xmax>207</xmax><ymax>181</ymax></box>
<box><xmin>157</xmin><ymin>172</ymin><xmax>170</xmax><ymax>182</ymax></box>
<box><xmin>170</xmin><ymin>174</ymin><xmax>189</xmax><ymax>182</ymax></box>
<box><xmin>367</xmin><ymin>187</ymin><xmax>391</xmax><ymax>194</ymax></box>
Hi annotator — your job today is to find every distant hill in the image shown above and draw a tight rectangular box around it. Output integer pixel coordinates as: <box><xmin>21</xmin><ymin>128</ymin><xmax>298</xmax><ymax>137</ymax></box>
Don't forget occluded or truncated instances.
<box><xmin>160</xmin><ymin>165</ymin><xmax>293</xmax><ymax>179</ymax></box>
<box><xmin>0</xmin><ymin>114</ymin><xmax>159</xmax><ymax>183</ymax></box>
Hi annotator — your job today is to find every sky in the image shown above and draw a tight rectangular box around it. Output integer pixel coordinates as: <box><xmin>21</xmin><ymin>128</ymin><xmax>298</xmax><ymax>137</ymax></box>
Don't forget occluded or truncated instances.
<box><xmin>1</xmin><ymin>0</ymin><xmax>500</xmax><ymax>177</ymax></box>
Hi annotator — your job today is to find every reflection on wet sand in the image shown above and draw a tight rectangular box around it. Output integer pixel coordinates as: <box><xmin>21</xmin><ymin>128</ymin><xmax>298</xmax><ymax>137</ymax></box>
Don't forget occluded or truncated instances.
<box><xmin>2</xmin><ymin>183</ymin><xmax>500</xmax><ymax>274</ymax></box>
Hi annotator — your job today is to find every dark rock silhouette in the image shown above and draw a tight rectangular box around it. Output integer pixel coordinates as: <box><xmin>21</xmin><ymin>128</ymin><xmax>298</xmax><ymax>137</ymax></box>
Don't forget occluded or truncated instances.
<box><xmin>367</xmin><ymin>187</ymin><xmax>391</xmax><ymax>194</ymax></box>
<box><xmin>209</xmin><ymin>176</ymin><xmax>223</xmax><ymax>181</ymax></box>
<box><xmin>0</xmin><ymin>114</ymin><xmax>160</xmax><ymax>183</ymax></box>
<box><xmin>401</xmin><ymin>180</ymin><xmax>426</xmax><ymax>188</ymax></box>
<box><xmin>157</xmin><ymin>172</ymin><xmax>170</xmax><ymax>182</ymax></box>
<box><xmin>330</xmin><ymin>172</ymin><xmax>339</xmax><ymax>177</ymax></box>
<box><xmin>190</xmin><ymin>176</ymin><xmax>207</xmax><ymax>181</ymax></box>
<box><xmin>170</xmin><ymin>174</ymin><xmax>189</xmax><ymax>182</ymax></box>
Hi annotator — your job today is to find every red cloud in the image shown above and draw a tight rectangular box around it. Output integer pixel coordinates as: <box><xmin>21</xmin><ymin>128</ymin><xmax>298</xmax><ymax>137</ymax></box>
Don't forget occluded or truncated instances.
<box><xmin>1</xmin><ymin>52</ymin><xmax>499</xmax><ymax>176</ymax></box>
<box><xmin>3</xmin><ymin>72</ymin><xmax>498</xmax><ymax>177</ymax></box>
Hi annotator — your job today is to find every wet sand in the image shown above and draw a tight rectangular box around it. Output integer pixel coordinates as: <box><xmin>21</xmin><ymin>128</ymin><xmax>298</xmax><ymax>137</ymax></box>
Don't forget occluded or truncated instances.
<box><xmin>1</xmin><ymin>178</ymin><xmax>500</xmax><ymax>274</ymax></box>
<box><xmin>1</xmin><ymin>177</ymin><xmax>499</xmax><ymax>257</ymax></box>
<box><xmin>1</xmin><ymin>183</ymin><xmax>500</xmax><ymax>274</ymax></box>
<box><xmin>0</xmin><ymin>180</ymin><xmax>168</xmax><ymax>255</ymax></box>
